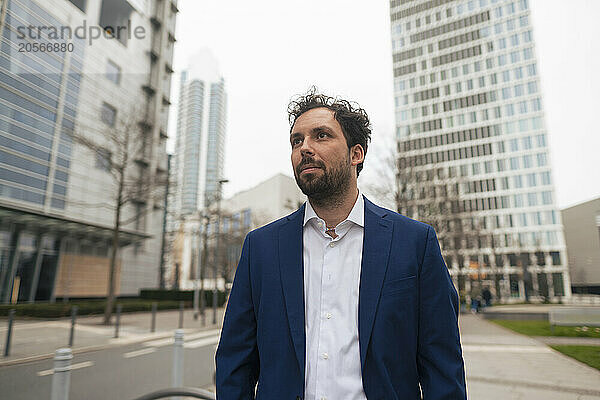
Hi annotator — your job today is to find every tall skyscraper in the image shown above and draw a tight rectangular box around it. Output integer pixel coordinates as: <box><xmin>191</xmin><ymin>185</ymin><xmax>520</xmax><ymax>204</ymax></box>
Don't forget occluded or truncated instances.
<box><xmin>390</xmin><ymin>0</ymin><xmax>571</xmax><ymax>301</ymax></box>
<box><xmin>172</xmin><ymin>50</ymin><xmax>227</xmax><ymax>216</ymax></box>
<box><xmin>166</xmin><ymin>50</ymin><xmax>227</xmax><ymax>289</ymax></box>
<box><xmin>0</xmin><ymin>0</ymin><xmax>177</xmax><ymax>302</ymax></box>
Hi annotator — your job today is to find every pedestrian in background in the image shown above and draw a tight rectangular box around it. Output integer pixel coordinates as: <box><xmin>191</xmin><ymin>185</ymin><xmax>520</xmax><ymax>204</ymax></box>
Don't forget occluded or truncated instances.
<box><xmin>482</xmin><ymin>286</ymin><xmax>492</xmax><ymax>308</ymax></box>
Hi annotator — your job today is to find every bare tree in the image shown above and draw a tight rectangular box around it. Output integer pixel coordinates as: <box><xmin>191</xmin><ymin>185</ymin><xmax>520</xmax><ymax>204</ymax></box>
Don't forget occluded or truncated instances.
<box><xmin>365</xmin><ymin>141</ymin><xmax>494</xmax><ymax>301</ymax></box>
<box><xmin>362</xmin><ymin>142</ymin><xmax>402</xmax><ymax>212</ymax></box>
<box><xmin>70</xmin><ymin>105</ymin><xmax>168</xmax><ymax>324</ymax></box>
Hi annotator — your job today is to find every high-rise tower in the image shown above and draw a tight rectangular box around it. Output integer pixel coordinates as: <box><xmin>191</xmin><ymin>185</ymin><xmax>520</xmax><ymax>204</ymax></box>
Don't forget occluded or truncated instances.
<box><xmin>390</xmin><ymin>0</ymin><xmax>571</xmax><ymax>301</ymax></box>
<box><xmin>166</xmin><ymin>50</ymin><xmax>227</xmax><ymax>289</ymax></box>
<box><xmin>172</xmin><ymin>50</ymin><xmax>227</xmax><ymax>216</ymax></box>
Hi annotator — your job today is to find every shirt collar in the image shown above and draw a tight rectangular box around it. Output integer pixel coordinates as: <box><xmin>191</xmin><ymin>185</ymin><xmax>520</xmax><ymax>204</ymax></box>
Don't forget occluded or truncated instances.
<box><xmin>303</xmin><ymin>191</ymin><xmax>364</xmax><ymax>228</ymax></box>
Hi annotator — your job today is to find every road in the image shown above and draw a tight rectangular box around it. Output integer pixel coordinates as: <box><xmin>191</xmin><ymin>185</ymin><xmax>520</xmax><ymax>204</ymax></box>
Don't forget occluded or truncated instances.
<box><xmin>0</xmin><ymin>329</ymin><xmax>220</xmax><ymax>400</ymax></box>
<box><xmin>2</xmin><ymin>310</ymin><xmax>600</xmax><ymax>399</ymax></box>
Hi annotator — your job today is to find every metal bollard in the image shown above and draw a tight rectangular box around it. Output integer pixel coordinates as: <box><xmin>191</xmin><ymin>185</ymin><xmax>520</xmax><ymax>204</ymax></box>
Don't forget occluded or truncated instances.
<box><xmin>172</xmin><ymin>329</ymin><xmax>184</xmax><ymax>392</ymax></box>
<box><xmin>3</xmin><ymin>309</ymin><xmax>15</xmax><ymax>357</ymax></box>
<box><xmin>150</xmin><ymin>302</ymin><xmax>157</xmax><ymax>333</ymax></box>
<box><xmin>178</xmin><ymin>301</ymin><xmax>184</xmax><ymax>329</ymax></box>
<box><xmin>68</xmin><ymin>306</ymin><xmax>78</xmax><ymax>347</ymax></box>
<box><xmin>212</xmin><ymin>288</ymin><xmax>217</xmax><ymax>325</ymax></box>
<box><xmin>51</xmin><ymin>348</ymin><xmax>73</xmax><ymax>400</ymax></box>
<box><xmin>114</xmin><ymin>304</ymin><xmax>122</xmax><ymax>338</ymax></box>
<box><xmin>193</xmin><ymin>286</ymin><xmax>199</xmax><ymax>321</ymax></box>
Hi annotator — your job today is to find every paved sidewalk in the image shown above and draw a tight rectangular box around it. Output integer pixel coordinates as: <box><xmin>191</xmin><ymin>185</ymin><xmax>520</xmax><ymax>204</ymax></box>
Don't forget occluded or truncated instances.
<box><xmin>0</xmin><ymin>308</ymin><xmax>225</xmax><ymax>366</ymax></box>
<box><xmin>461</xmin><ymin>314</ymin><xmax>600</xmax><ymax>399</ymax></box>
<box><xmin>4</xmin><ymin>309</ymin><xmax>600</xmax><ymax>399</ymax></box>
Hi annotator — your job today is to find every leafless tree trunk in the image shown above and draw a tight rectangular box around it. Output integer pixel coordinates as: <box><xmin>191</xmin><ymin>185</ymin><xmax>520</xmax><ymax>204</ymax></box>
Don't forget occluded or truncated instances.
<box><xmin>366</xmin><ymin>141</ymin><xmax>487</xmax><ymax>297</ymax></box>
<box><xmin>67</xmin><ymin>105</ymin><xmax>168</xmax><ymax>325</ymax></box>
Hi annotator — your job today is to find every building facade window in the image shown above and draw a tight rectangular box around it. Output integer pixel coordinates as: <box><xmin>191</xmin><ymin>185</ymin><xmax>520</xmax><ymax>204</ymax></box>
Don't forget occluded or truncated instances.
<box><xmin>542</xmin><ymin>191</ymin><xmax>553</xmax><ymax>204</ymax></box>
<box><xmin>100</xmin><ymin>102</ymin><xmax>116</xmax><ymax>126</ymax></box>
<box><xmin>513</xmin><ymin>175</ymin><xmax>523</xmax><ymax>188</ymax></box>
<box><xmin>95</xmin><ymin>148</ymin><xmax>111</xmax><ymax>171</ymax></box>
<box><xmin>106</xmin><ymin>60</ymin><xmax>121</xmax><ymax>84</ymax></box>
<box><xmin>540</xmin><ymin>171</ymin><xmax>551</xmax><ymax>185</ymax></box>
<box><xmin>536</xmin><ymin>152</ymin><xmax>547</xmax><ymax>166</ymax></box>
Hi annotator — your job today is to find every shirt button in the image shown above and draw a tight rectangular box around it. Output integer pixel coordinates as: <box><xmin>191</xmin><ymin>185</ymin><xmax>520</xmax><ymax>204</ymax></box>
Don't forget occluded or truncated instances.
<box><xmin>321</xmin><ymin>397</ymin><xmax>327</xmax><ymax>400</ymax></box>
<box><xmin>326</xmin><ymin>312</ymin><xmax>332</xmax><ymax>319</ymax></box>
<box><xmin>329</xmin><ymin>242</ymin><xmax>335</xmax><ymax>248</ymax></box>
<box><xmin>322</xmin><ymin>353</ymin><xmax>329</xmax><ymax>359</ymax></box>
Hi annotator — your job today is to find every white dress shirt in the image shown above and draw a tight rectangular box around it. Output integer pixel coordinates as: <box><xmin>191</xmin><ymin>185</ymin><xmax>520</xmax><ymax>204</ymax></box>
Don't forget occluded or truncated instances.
<box><xmin>303</xmin><ymin>193</ymin><xmax>367</xmax><ymax>400</ymax></box>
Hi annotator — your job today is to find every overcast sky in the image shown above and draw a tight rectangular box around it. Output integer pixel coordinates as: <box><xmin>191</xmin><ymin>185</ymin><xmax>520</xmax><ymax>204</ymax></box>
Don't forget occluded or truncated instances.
<box><xmin>167</xmin><ymin>0</ymin><xmax>600</xmax><ymax>209</ymax></box>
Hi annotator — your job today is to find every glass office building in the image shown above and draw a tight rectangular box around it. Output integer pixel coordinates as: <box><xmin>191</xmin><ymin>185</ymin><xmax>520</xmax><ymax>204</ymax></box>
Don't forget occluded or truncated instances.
<box><xmin>390</xmin><ymin>0</ymin><xmax>571</xmax><ymax>301</ymax></box>
<box><xmin>0</xmin><ymin>0</ymin><xmax>177</xmax><ymax>302</ymax></box>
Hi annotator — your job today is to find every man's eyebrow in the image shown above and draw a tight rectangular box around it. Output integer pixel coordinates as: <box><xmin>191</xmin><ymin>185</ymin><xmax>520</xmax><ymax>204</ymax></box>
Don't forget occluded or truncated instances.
<box><xmin>290</xmin><ymin>125</ymin><xmax>334</xmax><ymax>138</ymax></box>
<box><xmin>311</xmin><ymin>125</ymin><xmax>334</xmax><ymax>133</ymax></box>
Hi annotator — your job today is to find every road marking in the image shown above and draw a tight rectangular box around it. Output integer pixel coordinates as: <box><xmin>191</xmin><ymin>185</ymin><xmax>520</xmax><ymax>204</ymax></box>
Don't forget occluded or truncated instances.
<box><xmin>184</xmin><ymin>335</ymin><xmax>220</xmax><ymax>349</ymax></box>
<box><xmin>462</xmin><ymin>344</ymin><xmax>552</xmax><ymax>353</ymax></box>
<box><xmin>143</xmin><ymin>329</ymin><xmax>220</xmax><ymax>348</ymax></box>
<box><xmin>123</xmin><ymin>348</ymin><xmax>157</xmax><ymax>358</ymax></box>
<box><xmin>37</xmin><ymin>361</ymin><xmax>95</xmax><ymax>376</ymax></box>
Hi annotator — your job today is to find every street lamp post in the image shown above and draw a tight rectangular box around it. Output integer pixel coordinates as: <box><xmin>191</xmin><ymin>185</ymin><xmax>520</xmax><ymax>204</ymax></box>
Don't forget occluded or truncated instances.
<box><xmin>194</xmin><ymin>213</ymin><xmax>208</xmax><ymax>325</ymax></box>
<box><xmin>213</xmin><ymin>179</ymin><xmax>228</xmax><ymax>325</ymax></box>
<box><xmin>193</xmin><ymin>215</ymin><xmax>201</xmax><ymax>321</ymax></box>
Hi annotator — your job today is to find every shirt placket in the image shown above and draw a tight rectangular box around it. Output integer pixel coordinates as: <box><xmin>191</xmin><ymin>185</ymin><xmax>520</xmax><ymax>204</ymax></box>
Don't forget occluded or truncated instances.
<box><xmin>315</xmin><ymin>223</ymin><xmax>338</xmax><ymax>400</ymax></box>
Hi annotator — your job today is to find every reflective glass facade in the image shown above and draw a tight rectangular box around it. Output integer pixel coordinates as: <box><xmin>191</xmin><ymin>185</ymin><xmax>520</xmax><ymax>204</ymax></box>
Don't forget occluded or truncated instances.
<box><xmin>204</xmin><ymin>78</ymin><xmax>226</xmax><ymax>206</ymax></box>
<box><xmin>0</xmin><ymin>0</ymin><xmax>83</xmax><ymax>210</ymax></box>
<box><xmin>174</xmin><ymin>73</ymin><xmax>226</xmax><ymax>215</ymax></box>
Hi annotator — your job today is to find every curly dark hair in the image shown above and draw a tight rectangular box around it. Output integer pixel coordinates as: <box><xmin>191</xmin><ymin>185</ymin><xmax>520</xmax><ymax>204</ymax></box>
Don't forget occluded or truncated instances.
<box><xmin>287</xmin><ymin>87</ymin><xmax>372</xmax><ymax>177</ymax></box>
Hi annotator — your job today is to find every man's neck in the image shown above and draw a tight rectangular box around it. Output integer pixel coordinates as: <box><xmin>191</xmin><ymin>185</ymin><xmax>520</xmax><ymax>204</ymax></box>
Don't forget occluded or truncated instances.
<box><xmin>309</xmin><ymin>185</ymin><xmax>359</xmax><ymax>229</ymax></box>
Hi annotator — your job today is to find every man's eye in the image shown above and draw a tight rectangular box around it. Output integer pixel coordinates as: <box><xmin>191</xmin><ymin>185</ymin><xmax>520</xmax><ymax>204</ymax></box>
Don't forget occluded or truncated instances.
<box><xmin>292</xmin><ymin>138</ymin><xmax>302</xmax><ymax>146</ymax></box>
<box><xmin>317</xmin><ymin>132</ymin><xmax>328</xmax><ymax>139</ymax></box>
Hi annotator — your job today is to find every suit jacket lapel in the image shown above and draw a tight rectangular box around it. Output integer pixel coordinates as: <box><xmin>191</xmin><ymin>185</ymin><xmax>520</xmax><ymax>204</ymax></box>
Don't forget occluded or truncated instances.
<box><xmin>278</xmin><ymin>205</ymin><xmax>306</xmax><ymax>380</ymax></box>
<box><xmin>359</xmin><ymin>197</ymin><xmax>393</xmax><ymax>370</ymax></box>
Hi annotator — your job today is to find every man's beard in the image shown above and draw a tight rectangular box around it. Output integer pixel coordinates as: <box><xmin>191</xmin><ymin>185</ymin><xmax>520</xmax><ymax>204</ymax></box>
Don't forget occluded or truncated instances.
<box><xmin>294</xmin><ymin>153</ymin><xmax>353</xmax><ymax>204</ymax></box>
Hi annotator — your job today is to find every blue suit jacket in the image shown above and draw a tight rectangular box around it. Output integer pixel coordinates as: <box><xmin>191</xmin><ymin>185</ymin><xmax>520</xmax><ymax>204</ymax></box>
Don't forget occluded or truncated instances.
<box><xmin>216</xmin><ymin>197</ymin><xmax>466</xmax><ymax>399</ymax></box>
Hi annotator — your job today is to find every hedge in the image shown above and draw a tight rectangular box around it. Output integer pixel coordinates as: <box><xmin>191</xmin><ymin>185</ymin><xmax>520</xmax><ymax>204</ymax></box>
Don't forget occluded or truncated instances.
<box><xmin>139</xmin><ymin>289</ymin><xmax>227</xmax><ymax>307</ymax></box>
<box><xmin>0</xmin><ymin>299</ymin><xmax>184</xmax><ymax>318</ymax></box>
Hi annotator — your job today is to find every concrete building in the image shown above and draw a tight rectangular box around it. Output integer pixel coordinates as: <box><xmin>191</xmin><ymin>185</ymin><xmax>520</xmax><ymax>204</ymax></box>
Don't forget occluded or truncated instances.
<box><xmin>170</xmin><ymin>173</ymin><xmax>305</xmax><ymax>289</ymax></box>
<box><xmin>0</xmin><ymin>0</ymin><xmax>177</xmax><ymax>302</ymax></box>
<box><xmin>390</xmin><ymin>0</ymin><xmax>571</xmax><ymax>302</ymax></box>
<box><xmin>562</xmin><ymin>197</ymin><xmax>600</xmax><ymax>294</ymax></box>
<box><xmin>222</xmin><ymin>173</ymin><xmax>306</xmax><ymax>227</ymax></box>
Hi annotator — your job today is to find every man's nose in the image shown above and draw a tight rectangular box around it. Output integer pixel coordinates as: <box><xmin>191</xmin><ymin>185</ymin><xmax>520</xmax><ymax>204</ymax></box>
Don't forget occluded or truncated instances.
<box><xmin>300</xmin><ymin>137</ymin><xmax>314</xmax><ymax>156</ymax></box>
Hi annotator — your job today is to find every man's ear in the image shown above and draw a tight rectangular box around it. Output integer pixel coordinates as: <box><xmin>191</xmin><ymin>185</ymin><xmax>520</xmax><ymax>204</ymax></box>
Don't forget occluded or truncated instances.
<box><xmin>350</xmin><ymin>144</ymin><xmax>365</xmax><ymax>166</ymax></box>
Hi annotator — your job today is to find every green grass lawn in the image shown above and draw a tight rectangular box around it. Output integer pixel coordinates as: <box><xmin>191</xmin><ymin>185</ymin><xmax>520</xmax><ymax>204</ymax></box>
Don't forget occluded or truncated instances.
<box><xmin>489</xmin><ymin>319</ymin><xmax>600</xmax><ymax>338</ymax></box>
<box><xmin>551</xmin><ymin>345</ymin><xmax>600</xmax><ymax>371</ymax></box>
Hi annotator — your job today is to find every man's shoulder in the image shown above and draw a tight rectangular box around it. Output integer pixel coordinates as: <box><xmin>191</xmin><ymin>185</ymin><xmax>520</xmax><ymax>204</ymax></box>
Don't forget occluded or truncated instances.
<box><xmin>245</xmin><ymin>206</ymin><xmax>304</xmax><ymax>240</ymax></box>
<box><xmin>365</xmin><ymin>198</ymin><xmax>432</xmax><ymax>235</ymax></box>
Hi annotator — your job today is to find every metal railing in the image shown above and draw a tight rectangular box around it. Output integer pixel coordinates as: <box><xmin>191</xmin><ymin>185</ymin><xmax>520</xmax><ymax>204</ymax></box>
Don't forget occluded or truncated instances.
<box><xmin>132</xmin><ymin>387</ymin><xmax>215</xmax><ymax>400</ymax></box>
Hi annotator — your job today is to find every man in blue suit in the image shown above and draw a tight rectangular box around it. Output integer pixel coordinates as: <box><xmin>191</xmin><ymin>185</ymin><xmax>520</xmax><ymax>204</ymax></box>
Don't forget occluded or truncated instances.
<box><xmin>216</xmin><ymin>90</ymin><xmax>466</xmax><ymax>399</ymax></box>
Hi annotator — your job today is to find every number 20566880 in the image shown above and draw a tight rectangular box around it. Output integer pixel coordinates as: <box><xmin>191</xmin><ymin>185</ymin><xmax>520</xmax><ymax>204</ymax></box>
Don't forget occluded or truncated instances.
<box><xmin>18</xmin><ymin>42</ymin><xmax>74</xmax><ymax>53</ymax></box>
